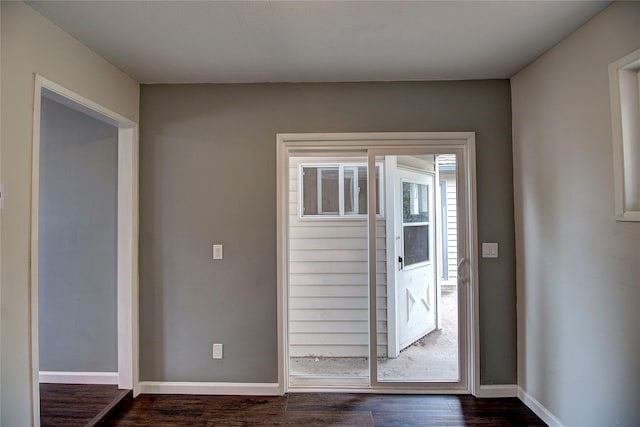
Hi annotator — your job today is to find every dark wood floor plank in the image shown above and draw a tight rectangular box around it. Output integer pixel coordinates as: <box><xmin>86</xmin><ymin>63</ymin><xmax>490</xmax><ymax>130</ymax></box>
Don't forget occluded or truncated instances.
<box><xmin>104</xmin><ymin>393</ymin><xmax>547</xmax><ymax>427</ymax></box>
<box><xmin>88</xmin><ymin>389</ymin><xmax>132</xmax><ymax>426</ymax></box>
<box><xmin>199</xmin><ymin>395</ymin><xmax>288</xmax><ymax>414</ymax></box>
<box><xmin>372</xmin><ymin>412</ymin><xmax>467</xmax><ymax>426</ymax></box>
<box><xmin>40</xmin><ymin>383</ymin><xmax>130</xmax><ymax>427</ymax></box>
<box><xmin>272</xmin><ymin>411</ymin><xmax>374</xmax><ymax>426</ymax></box>
<box><xmin>286</xmin><ymin>393</ymin><xmax>452</xmax><ymax>412</ymax></box>
<box><xmin>200</xmin><ymin>411</ymin><xmax>374</xmax><ymax>426</ymax></box>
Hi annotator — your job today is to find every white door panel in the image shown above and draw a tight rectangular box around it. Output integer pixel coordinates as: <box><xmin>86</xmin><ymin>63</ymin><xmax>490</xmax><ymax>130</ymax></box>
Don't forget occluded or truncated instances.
<box><xmin>396</xmin><ymin>169</ymin><xmax>437</xmax><ymax>351</ymax></box>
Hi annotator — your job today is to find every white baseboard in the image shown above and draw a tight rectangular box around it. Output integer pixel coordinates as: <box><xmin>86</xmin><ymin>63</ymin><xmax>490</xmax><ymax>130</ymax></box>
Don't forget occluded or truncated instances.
<box><xmin>138</xmin><ymin>381</ymin><xmax>281</xmax><ymax>396</ymax></box>
<box><xmin>518</xmin><ymin>386</ymin><xmax>564</xmax><ymax>427</ymax></box>
<box><xmin>39</xmin><ymin>371</ymin><xmax>119</xmax><ymax>385</ymax></box>
<box><xmin>475</xmin><ymin>384</ymin><xmax>518</xmax><ymax>398</ymax></box>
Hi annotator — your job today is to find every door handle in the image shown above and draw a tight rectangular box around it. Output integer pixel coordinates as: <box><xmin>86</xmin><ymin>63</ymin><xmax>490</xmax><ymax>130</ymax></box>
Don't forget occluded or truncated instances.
<box><xmin>457</xmin><ymin>257</ymin><xmax>467</xmax><ymax>286</ymax></box>
<box><xmin>398</xmin><ymin>256</ymin><xmax>404</xmax><ymax>270</ymax></box>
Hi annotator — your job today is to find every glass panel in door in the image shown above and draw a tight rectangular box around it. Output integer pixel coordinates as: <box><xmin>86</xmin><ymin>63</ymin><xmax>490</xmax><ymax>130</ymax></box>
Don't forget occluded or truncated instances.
<box><xmin>288</xmin><ymin>154</ymin><xmax>372</xmax><ymax>387</ymax></box>
<box><xmin>375</xmin><ymin>153</ymin><xmax>460</xmax><ymax>383</ymax></box>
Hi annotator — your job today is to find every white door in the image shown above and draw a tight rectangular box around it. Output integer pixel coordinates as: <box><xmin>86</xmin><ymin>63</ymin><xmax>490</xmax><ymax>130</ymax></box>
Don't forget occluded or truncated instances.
<box><xmin>396</xmin><ymin>169</ymin><xmax>437</xmax><ymax>351</ymax></box>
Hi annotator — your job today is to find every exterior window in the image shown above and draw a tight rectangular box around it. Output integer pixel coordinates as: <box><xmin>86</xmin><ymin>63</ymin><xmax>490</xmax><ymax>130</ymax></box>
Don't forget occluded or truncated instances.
<box><xmin>402</xmin><ymin>181</ymin><xmax>429</xmax><ymax>266</ymax></box>
<box><xmin>301</xmin><ymin>164</ymin><xmax>382</xmax><ymax>217</ymax></box>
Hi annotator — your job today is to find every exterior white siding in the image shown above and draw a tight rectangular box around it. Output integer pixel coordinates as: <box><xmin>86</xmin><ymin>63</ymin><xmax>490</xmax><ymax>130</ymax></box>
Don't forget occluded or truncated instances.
<box><xmin>289</xmin><ymin>158</ymin><xmax>388</xmax><ymax>357</ymax></box>
<box><xmin>440</xmin><ymin>170</ymin><xmax>458</xmax><ymax>285</ymax></box>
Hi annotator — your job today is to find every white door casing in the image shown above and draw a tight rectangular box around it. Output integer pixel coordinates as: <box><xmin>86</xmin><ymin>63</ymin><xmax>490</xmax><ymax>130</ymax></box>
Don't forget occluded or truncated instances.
<box><xmin>30</xmin><ymin>75</ymin><xmax>139</xmax><ymax>426</ymax></box>
<box><xmin>277</xmin><ymin>132</ymin><xmax>478</xmax><ymax>394</ymax></box>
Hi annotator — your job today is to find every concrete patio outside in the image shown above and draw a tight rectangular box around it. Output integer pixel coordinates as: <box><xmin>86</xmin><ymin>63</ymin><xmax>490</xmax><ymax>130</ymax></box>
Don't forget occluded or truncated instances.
<box><xmin>290</xmin><ymin>288</ymin><xmax>459</xmax><ymax>382</ymax></box>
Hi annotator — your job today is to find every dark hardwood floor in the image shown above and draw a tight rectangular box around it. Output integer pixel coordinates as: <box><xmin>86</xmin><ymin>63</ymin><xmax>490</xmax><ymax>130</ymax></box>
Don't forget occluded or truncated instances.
<box><xmin>103</xmin><ymin>393</ymin><xmax>547</xmax><ymax>426</ymax></box>
<box><xmin>40</xmin><ymin>383</ymin><xmax>131</xmax><ymax>427</ymax></box>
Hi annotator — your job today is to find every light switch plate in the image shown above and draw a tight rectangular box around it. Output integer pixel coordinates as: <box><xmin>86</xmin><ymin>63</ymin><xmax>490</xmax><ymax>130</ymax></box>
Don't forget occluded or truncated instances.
<box><xmin>212</xmin><ymin>244</ymin><xmax>223</xmax><ymax>260</ymax></box>
<box><xmin>482</xmin><ymin>242</ymin><xmax>499</xmax><ymax>258</ymax></box>
<box><xmin>212</xmin><ymin>343</ymin><xmax>223</xmax><ymax>359</ymax></box>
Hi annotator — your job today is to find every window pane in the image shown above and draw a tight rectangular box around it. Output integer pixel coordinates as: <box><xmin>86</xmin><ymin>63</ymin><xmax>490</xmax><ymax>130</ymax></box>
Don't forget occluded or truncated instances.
<box><xmin>301</xmin><ymin>164</ymin><xmax>382</xmax><ymax>217</ymax></box>
<box><xmin>403</xmin><ymin>182</ymin><xmax>428</xmax><ymax>223</ymax></box>
<box><xmin>375</xmin><ymin>167</ymin><xmax>381</xmax><ymax>215</ymax></box>
<box><xmin>404</xmin><ymin>225</ymin><xmax>429</xmax><ymax>265</ymax></box>
<box><xmin>302</xmin><ymin>167</ymin><xmax>318</xmax><ymax>215</ymax></box>
<box><xmin>355</xmin><ymin>166</ymin><xmax>381</xmax><ymax>215</ymax></box>
<box><xmin>357</xmin><ymin>166</ymin><xmax>368</xmax><ymax>214</ymax></box>
<box><xmin>319</xmin><ymin>168</ymin><xmax>339</xmax><ymax>214</ymax></box>
<box><xmin>344</xmin><ymin>168</ymin><xmax>356</xmax><ymax>214</ymax></box>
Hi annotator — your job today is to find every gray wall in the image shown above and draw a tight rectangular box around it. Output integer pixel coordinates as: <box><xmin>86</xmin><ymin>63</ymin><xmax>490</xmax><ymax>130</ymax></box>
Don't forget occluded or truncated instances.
<box><xmin>38</xmin><ymin>96</ymin><xmax>118</xmax><ymax>372</ymax></box>
<box><xmin>139</xmin><ymin>81</ymin><xmax>515</xmax><ymax>384</ymax></box>
<box><xmin>512</xmin><ymin>2</ymin><xmax>640</xmax><ymax>426</ymax></box>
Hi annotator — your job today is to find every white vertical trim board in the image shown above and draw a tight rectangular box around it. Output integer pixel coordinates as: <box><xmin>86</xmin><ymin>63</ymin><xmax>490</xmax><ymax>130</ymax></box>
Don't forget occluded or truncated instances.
<box><xmin>138</xmin><ymin>382</ymin><xmax>281</xmax><ymax>396</ymax></box>
<box><xmin>117</xmin><ymin>125</ymin><xmax>140</xmax><ymax>394</ymax></box>
<box><xmin>466</xmin><ymin>134</ymin><xmax>480</xmax><ymax>397</ymax></box>
<box><xmin>39</xmin><ymin>371</ymin><xmax>119</xmax><ymax>385</ymax></box>
<box><xmin>30</xmin><ymin>75</ymin><xmax>139</xmax><ymax>424</ymax></box>
<box><xmin>518</xmin><ymin>387</ymin><xmax>565</xmax><ymax>427</ymax></box>
<box><xmin>30</xmin><ymin>78</ymin><xmax>43</xmax><ymax>427</ymax></box>
<box><xmin>276</xmin><ymin>132</ymin><xmax>288</xmax><ymax>396</ymax></box>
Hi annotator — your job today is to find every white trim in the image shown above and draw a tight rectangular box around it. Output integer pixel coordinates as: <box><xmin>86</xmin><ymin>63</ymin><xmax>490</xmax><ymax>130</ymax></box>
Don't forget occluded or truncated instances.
<box><xmin>117</xmin><ymin>125</ymin><xmax>140</xmax><ymax>394</ymax></box>
<box><xmin>38</xmin><ymin>78</ymin><xmax>134</xmax><ymax>127</ymax></box>
<box><xmin>475</xmin><ymin>384</ymin><xmax>517</xmax><ymax>398</ymax></box>
<box><xmin>385</xmin><ymin>156</ymin><xmax>398</xmax><ymax>358</ymax></box>
<box><xmin>467</xmin><ymin>134</ymin><xmax>480</xmax><ymax>397</ymax></box>
<box><xmin>278</xmin><ymin>132</ymin><xmax>475</xmax><ymax>145</ymax></box>
<box><xmin>518</xmin><ymin>387</ymin><xmax>565</xmax><ymax>427</ymax></box>
<box><xmin>368</xmin><ymin>151</ymin><xmax>379</xmax><ymax>384</ymax></box>
<box><xmin>138</xmin><ymin>382</ymin><xmax>281</xmax><ymax>396</ymax></box>
<box><xmin>39</xmin><ymin>371</ymin><xmax>119</xmax><ymax>385</ymax></box>
<box><xmin>277</xmin><ymin>132</ymin><xmax>478</xmax><ymax>394</ymax></box>
<box><xmin>276</xmin><ymin>136</ymin><xmax>287</xmax><ymax>396</ymax></box>
<box><xmin>30</xmin><ymin>77</ymin><xmax>44</xmax><ymax>427</ymax></box>
<box><xmin>609</xmin><ymin>47</ymin><xmax>640</xmax><ymax>221</ymax></box>
<box><xmin>30</xmin><ymin>75</ymin><xmax>139</xmax><ymax>424</ymax></box>
<box><xmin>289</xmin><ymin>387</ymin><xmax>470</xmax><ymax>394</ymax></box>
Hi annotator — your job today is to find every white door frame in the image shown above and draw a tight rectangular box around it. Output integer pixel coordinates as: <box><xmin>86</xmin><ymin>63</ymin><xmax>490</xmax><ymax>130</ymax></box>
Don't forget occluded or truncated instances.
<box><xmin>30</xmin><ymin>75</ymin><xmax>139</xmax><ymax>425</ymax></box>
<box><xmin>276</xmin><ymin>132</ymin><xmax>479</xmax><ymax>394</ymax></box>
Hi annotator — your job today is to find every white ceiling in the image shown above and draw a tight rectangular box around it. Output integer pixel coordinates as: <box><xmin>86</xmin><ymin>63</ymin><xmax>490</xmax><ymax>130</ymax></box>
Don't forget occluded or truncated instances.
<box><xmin>27</xmin><ymin>1</ymin><xmax>611</xmax><ymax>84</ymax></box>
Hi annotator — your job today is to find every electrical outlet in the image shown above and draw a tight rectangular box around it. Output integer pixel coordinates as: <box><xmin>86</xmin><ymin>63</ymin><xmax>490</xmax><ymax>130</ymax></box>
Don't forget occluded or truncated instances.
<box><xmin>212</xmin><ymin>343</ymin><xmax>223</xmax><ymax>359</ymax></box>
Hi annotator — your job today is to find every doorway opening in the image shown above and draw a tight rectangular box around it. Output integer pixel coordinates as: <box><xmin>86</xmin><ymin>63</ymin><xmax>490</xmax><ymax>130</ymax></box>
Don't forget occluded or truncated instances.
<box><xmin>30</xmin><ymin>76</ymin><xmax>139</xmax><ymax>426</ymax></box>
<box><xmin>277</xmin><ymin>133</ymin><xmax>478</xmax><ymax>393</ymax></box>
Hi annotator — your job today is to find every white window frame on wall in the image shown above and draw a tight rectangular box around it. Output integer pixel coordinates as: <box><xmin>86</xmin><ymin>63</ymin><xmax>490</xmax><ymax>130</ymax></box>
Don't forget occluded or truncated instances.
<box><xmin>609</xmin><ymin>47</ymin><xmax>640</xmax><ymax>221</ymax></box>
<box><xmin>299</xmin><ymin>162</ymin><xmax>385</xmax><ymax>219</ymax></box>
